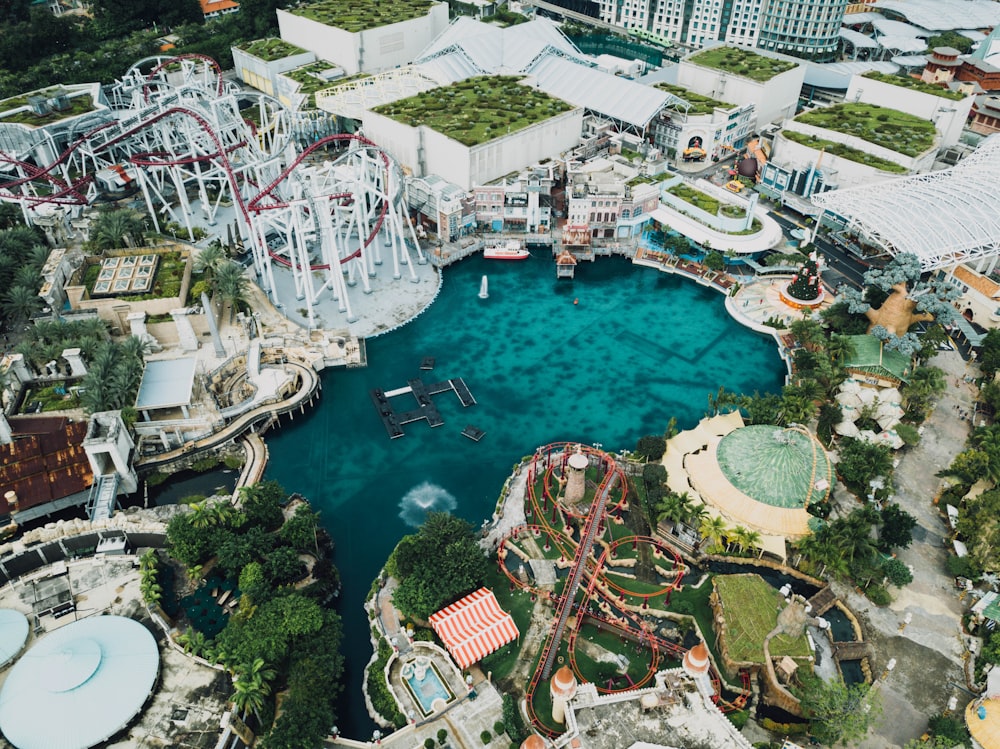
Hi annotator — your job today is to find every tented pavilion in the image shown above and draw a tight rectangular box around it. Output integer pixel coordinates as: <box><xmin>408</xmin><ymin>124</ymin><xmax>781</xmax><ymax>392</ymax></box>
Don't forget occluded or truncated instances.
<box><xmin>429</xmin><ymin>587</ymin><xmax>519</xmax><ymax>670</ymax></box>
<box><xmin>134</xmin><ymin>357</ymin><xmax>197</xmax><ymax>421</ymax></box>
<box><xmin>670</xmin><ymin>419</ymin><xmax>831</xmax><ymax>541</ymax></box>
<box><xmin>0</xmin><ymin>615</ymin><xmax>160</xmax><ymax>749</ymax></box>
<box><xmin>812</xmin><ymin>133</ymin><xmax>1000</xmax><ymax>272</ymax></box>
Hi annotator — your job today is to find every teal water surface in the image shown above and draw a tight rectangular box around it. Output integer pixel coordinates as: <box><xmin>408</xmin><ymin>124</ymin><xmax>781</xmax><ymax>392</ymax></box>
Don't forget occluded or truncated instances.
<box><xmin>263</xmin><ymin>254</ymin><xmax>785</xmax><ymax>737</ymax></box>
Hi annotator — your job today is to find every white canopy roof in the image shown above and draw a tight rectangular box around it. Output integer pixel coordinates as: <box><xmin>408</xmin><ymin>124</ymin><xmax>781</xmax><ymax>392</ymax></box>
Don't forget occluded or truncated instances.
<box><xmin>873</xmin><ymin>0</ymin><xmax>1000</xmax><ymax>32</ymax></box>
<box><xmin>877</xmin><ymin>35</ymin><xmax>928</xmax><ymax>54</ymax></box>
<box><xmin>840</xmin><ymin>28</ymin><xmax>880</xmax><ymax>48</ymax></box>
<box><xmin>812</xmin><ymin>134</ymin><xmax>1000</xmax><ymax>271</ymax></box>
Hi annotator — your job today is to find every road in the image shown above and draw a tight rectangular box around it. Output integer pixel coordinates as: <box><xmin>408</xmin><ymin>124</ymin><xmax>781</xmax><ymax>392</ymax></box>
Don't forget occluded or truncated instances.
<box><xmin>766</xmin><ymin>209</ymin><xmax>871</xmax><ymax>289</ymax></box>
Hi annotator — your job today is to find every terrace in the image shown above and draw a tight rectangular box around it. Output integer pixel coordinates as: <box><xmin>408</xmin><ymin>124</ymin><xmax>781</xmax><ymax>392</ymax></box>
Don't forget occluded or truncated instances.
<box><xmin>862</xmin><ymin>70</ymin><xmax>966</xmax><ymax>102</ymax></box>
<box><xmin>289</xmin><ymin>0</ymin><xmax>436</xmax><ymax>32</ymax></box>
<box><xmin>655</xmin><ymin>83</ymin><xmax>734</xmax><ymax>115</ymax></box>
<box><xmin>371</xmin><ymin>75</ymin><xmax>574</xmax><ymax>147</ymax></box>
<box><xmin>781</xmin><ymin>131</ymin><xmax>908</xmax><ymax>174</ymax></box>
<box><xmin>282</xmin><ymin>62</ymin><xmax>354</xmax><ymax>108</ymax></box>
<box><xmin>237</xmin><ymin>38</ymin><xmax>307</xmax><ymax>62</ymax></box>
<box><xmin>0</xmin><ymin>93</ymin><xmax>95</xmax><ymax>126</ymax></box>
<box><xmin>687</xmin><ymin>46</ymin><xmax>796</xmax><ymax>83</ymax></box>
<box><xmin>793</xmin><ymin>103</ymin><xmax>936</xmax><ymax>158</ymax></box>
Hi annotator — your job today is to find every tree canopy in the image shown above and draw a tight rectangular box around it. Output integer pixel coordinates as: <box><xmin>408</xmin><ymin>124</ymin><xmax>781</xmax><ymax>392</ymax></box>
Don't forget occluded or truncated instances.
<box><xmin>800</xmin><ymin>679</ymin><xmax>882</xmax><ymax>745</ymax></box>
<box><xmin>390</xmin><ymin>512</ymin><xmax>489</xmax><ymax>620</ymax></box>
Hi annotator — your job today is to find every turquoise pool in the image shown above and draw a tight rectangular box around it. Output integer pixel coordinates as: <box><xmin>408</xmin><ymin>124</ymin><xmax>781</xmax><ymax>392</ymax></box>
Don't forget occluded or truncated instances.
<box><xmin>264</xmin><ymin>254</ymin><xmax>785</xmax><ymax>736</ymax></box>
<box><xmin>402</xmin><ymin>659</ymin><xmax>454</xmax><ymax>716</ymax></box>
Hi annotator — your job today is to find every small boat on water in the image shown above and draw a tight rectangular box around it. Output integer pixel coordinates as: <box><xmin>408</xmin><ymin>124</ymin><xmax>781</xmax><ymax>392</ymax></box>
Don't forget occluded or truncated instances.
<box><xmin>483</xmin><ymin>240</ymin><xmax>530</xmax><ymax>261</ymax></box>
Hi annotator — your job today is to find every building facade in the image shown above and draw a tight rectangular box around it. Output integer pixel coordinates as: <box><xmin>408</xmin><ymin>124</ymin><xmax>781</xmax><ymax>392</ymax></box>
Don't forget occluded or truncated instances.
<box><xmin>593</xmin><ymin>0</ymin><xmax>846</xmax><ymax>60</ymax></box>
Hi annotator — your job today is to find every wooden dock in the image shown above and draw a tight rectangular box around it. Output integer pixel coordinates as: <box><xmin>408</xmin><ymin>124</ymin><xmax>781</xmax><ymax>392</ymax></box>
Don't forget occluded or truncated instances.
<box><xmin>371</xmin><ymin>377</ymin><xmax>476</xmax><ymax>439</ymax></box>
<box><xmin>462</xmin><ymin>425</ymin><xmax>485</xmax><ymax>442</ymax></box>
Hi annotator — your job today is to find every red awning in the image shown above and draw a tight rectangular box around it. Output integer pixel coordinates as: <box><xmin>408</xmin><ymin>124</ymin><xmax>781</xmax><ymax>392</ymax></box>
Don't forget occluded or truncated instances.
<box><xmin>429</xmin><ymin>588</ymin><xmax>519</xmax><ymax>670</ymax></box>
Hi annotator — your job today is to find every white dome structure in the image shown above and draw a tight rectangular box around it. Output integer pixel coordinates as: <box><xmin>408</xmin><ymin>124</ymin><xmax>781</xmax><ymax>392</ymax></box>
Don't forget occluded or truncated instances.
<box><xmin>0</xmin><ymin>615</ymin><xmax>159</xmax><ymax>749</ymax></box>
<box><xmin>0</xmin><ymin>609</ymin><xmax>28</xmax><ymax>668</ymax></box>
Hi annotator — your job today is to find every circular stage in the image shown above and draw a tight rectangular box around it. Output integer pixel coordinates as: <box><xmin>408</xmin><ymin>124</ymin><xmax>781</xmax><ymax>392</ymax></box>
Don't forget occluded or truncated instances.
<box><xmin>0</xmin><ymin>615</ymin><xmax>159</xmax><ymax>749</ymax></box>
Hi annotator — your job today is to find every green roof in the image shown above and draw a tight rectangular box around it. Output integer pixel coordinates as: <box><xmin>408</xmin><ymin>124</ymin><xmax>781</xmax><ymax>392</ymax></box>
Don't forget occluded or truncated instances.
<box><xmin>716</xmin><ymin>425</ymin><xmax>831</xmax><ymax>509</ymax></box>
<box><xmin>781</xmin><ymin>131</ymin><xmax>908</xmax><ymax>174</ymax></box>
<box><xmin>793</xmin><ymin>103</ymin><xmax>936</xmax><ymax>158</ymax></box>
<box><xmin>290</xmin><ymin>0</ymin><xmax>436</xmax><ymax>32</ymax></box>
<box><xmin>654</xmin><ymin>83</ymin><xmax>734</xmax><ymax>115</ymax></box>
<box><xmin>714</xmin><ymin>575</ymin><xmax>812</xmax><ymax>664</ymax></box>
<box><xmin>237</xmin><ymin>38</ymin><xmax>307</xmax><ymax>61</ymax></box>
<box><xmin>843</xmin><ymin>334</ymin><xmax>912</xmax><ymax>383</ymax></box>
<box><xmin>862</xmin><ymin>71</ymin><xmax>966</xmax><ymax>102</ymax></box>
<box><xmin>687</xmin><ymin>46</ymin><xmax>797</xmax><ymax>83</ymax></box>
<box><xmin>371</xmin><ymin>76</ymin><xmax>574</xmax><ymax>147</ymax></box>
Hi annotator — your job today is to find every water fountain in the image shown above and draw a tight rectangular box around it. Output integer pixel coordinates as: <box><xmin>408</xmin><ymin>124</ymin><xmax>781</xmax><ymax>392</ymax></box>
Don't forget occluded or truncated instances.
<box><xmin>398</xmin><ymin>482</ymin><xmax>458</xmax><ymax>526</ymax></box>
<box><xmin>478</xmin><ymin>275</ymin><xmax>489</xmax><ymax>299</ymax></box>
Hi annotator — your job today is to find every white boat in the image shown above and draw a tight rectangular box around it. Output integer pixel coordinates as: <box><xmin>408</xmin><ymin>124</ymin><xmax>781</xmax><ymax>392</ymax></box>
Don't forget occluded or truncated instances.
<box><xmin>483</xmin><ymin>240</ymin><xmax>530</xmax><ymax>261</ymax></box>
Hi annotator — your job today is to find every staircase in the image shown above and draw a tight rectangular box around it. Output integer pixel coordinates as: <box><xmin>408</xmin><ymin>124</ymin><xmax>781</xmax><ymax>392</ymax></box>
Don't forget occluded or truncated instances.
<box><xmin>88</xmin><ymin>473</ymin><xmax>119</xmax><ymax>522</ymax></box>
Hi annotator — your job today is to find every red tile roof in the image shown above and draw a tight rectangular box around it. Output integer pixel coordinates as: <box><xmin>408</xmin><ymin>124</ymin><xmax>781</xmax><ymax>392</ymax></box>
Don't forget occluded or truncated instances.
<box><xmin>0</xmin><ymin>417</ymin><xmax>92</xmax><ymax>512</ymax></box>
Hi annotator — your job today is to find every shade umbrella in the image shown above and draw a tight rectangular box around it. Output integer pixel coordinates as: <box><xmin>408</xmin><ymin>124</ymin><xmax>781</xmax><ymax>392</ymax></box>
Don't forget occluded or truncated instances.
<box><xmin>857</xmin><ymin>429</ymin><xmax>878</xmax><ymax>444</ymax></box>
<box><xmin>858</xmin><ymin>388</ymin><xmax>878</xmax><ymax>405</ymax></box>
<box><xmin>836</xmin><ymin>391</ymin><xmax>863</xmax><ymax>409</ymax></box>
<box><xmin>877</xmin><ymin>413</ymin><xmax>901</xmax><ymax>431</ymax></box>
<box><xmin>879</xmin><ymin>387</ymin><xmax>902</xmax><ymax>405</ymax></box>
<box><xmin>840</xmin><ymin>380</ymin><xmax>862</xmax><ymax>395</ymax></box>
<box><xmin>834</xmin><ymin>420</ymin><xmax>860</xmax><ymax>437</ymax></box>
<box><xmin>878</xmin><ymin>430</ymin><xmax>904</xmax><ymax>450</ymax></box>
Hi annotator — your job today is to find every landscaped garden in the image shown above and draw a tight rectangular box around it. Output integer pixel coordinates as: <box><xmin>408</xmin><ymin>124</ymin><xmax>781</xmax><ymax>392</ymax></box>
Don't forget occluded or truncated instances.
<box><xmin>688</xmin><ymin>46</ymin><xmax>797</xmax><ymax>82</ymax></box>
<box><xmin>371</xmin><ymin>76</ymin><xmax>575</xmax><ymax>147</ymax></box>
<box><xmin>655</xmin><ymin>83</ymin><xmax>735</xmax><ymax>115</ymax></box>
<box><xmin>862</xmin><ymin>70</ymin><xmax>966</xmax><ymax>102</ymax></box>
<box><xmin>290</xmin><ymin>0</ymin><xmax>436</xmax><ymax>32</ymax></box>
<box><xmin>0</xmin><ymin>94</ymin><xmax>95</xmax><ymax>126</ymax></box>
<box><xmin>713</xmin><ymin>574</ymin><xmax>811</xmax><ymax>664</ymax></box>
<box><xmin>282</xmin><ymin>63</ymin><xmax>362</xmax><ymax>108</ymax></box>
<box><xmin>793</xmin><ymin>103</ymin><xmax>936</xmax><ymax>157</ymax></box>
<box><xmin>237</xmin><ymin>38</ymin><xmax>307</xmax><ymax>62</ymax></box>
<box><xmin>665</xmin><ymin>182</ymin><xmax>761</xmax><ymax>234</ymax></box>
<box><xmin>18</xmin><ymin>382</ymin><xmax>81</xmax><ymax>413</ymax></box>
<box><xmin>782</xmin><ymin>130</ymin><xmax>909</xmax><ymax>173</ymax></box>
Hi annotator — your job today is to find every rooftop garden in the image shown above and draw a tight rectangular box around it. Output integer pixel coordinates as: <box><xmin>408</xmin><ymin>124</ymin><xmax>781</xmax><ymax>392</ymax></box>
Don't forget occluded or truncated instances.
<box><xmin>665</xmin><ymin>182</ymin><xmax>761</xmax><ymax>235</ymax></box>
<box><xmin>862</xmin><ymin>70</ymin><xmax>966</xmax><ymax>102</ymax></box>
<box><xmin>371</xmin><ymin>76</ymin><xmax>575</xmax><ymax>147</ymax></box>
<box><xmin>655</xmin><ymin>83</ymin><xmax>735</xmax><ymax>114</ymax></box>
<box><xmin>0</xmin><ymin>94</ymin><xmax>95</xmax><ymax>126</ymax></box>
<box><xmin>282</xmin><ymin>62</ymin><xmax>354</xmax><ymax>108</ymax></box>
<box><xmin>782</xmin><ymin>131</ymin><xmax>908</xmax><ymax>174</ymax></box>
<box><xmin>237</xmin><ymin>38</ymin><xmax>307</xmax><ymax>62</ymax></box>
<box><xmin>793</xmin><ymin>102</ymin><xmax>936</xmax><ymax>158</ymax></box>
<box><xmin>688</xmin><ymin>46</ymin><xmax>797</xmax><ymax>83</ymax></box>
<box><xmin>290</xmin><ymin>0</ymin><xmax>436</xmax><ymax>32</ymax></box>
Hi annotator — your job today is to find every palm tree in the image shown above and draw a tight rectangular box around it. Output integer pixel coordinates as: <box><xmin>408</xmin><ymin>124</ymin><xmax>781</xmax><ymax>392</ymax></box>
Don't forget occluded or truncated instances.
<box><xmin>826</xmin><ymin>334</ymin><xmax>854</xmax><ymax>366</ymax></box>
<box><xmin>730</xmin><ymin>526</ymin><xmax>753</xmax><ymax>556</ymax></box>
<box><xmin>656</xmin><ymin>492</ymin><xmax>692</xmax><ymax>529</ymax></box>
<box><xmin>91</xmin><ymin>208</ymin><xmax>146</xmax><ymax>250</ymax></box>
<box><xmin>685</xmin><ymin>502</ymin><xmax>709</xmax><ymax>533</ymax></box>
<box><xmin>13</xmin><ymin>264</ymin><xmax>39</xmax><ymax>290</ymax></box>
<box><xmin>214</xmin><ymin>261</ymin><xmax>248</xmax><ymax>323</ymax></box>
<box><xmin>232</xmin><ymin>658</ymin><xmax>276</xmax><ymax>719</ymax></box>
<box><xmin>195</xmin><ymin>242</ymin><xmax>228</xmax><ymax>279</ymax></box>
<box><xmin>743</xmin><ymin>528</ymin><xmax>763</xmax><ymax>558</ymax></box>
<box><xmin>188</xmin><ymin>502</ymin><xmax>217</xmax><ymax>529</ymax></box>
<box><xmin>4</xmin><ymin>285</ymin><xmax>41</xmax><ymax>322</ymax></box>
<box><xmin>699</xmin><ymin>515</ymin><xmax>728</xmax><ymax>553</ymax></box>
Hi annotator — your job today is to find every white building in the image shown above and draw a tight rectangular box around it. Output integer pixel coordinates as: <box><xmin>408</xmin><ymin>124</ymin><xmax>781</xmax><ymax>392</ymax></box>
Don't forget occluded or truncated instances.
<box><xmin>677</xmin><ymin>47</ymin><xmax>806</xmax><ymax>128</ymax></box>
<box><xmin>845</xmin><ymin>71</ymin><xmax>974</xmax><ymax>148</ymax></box>
<box><xmin>649</xmin><ymin>84</ymin><xmax>756</xmax><ymax>162</ymax></box>
<box><xmin>276</xmin><ymin>0</ymin><xmax>449</xmax><ymax>75</ymax></box>
<box><xmin>232</xmin><ymin>39</ymin><xmax>316</xmax><ymax>98</ymax></box>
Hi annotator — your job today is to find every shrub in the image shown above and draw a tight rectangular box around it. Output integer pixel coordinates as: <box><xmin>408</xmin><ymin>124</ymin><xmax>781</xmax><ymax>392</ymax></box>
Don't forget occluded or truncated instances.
<box><xmin>481</xmin><ymin>730</ymin><xmax>492</xmax><ymax>744</ymax></box>
<box><xmin>437</xmin><ymin>728</ymin><xmax>448</xmax><ymax>745</ymax></box>
<box><xmin>224</xmin><ymin>454</ymin><xmax>245</xmax><ymax>469</ymax></box>
<box><xmin>946</xmin><ymin>554</ymin><xmax>977</xmax><ymax>579</ymax></box>
<box><xmin>728</xmin><ymin>709</ymin><xmax>749</xmax><ymax>729</ymax></box>
<box><xmin>494</xmin><ymin>720</ymin><xmax>506</xmax><ymax>735</ymax></box>
<box><xmin>192</xmin><ymin>456</ymin><xmax>220</xmax><ymax>472</ymax></box>
<box><xmin>866</xmin><ymin>584</ymin><xmax>891</xmax><ymax>606</ymax></box>
<box><xmin>425</xmin><ymin>739</ymin><xmax>436</xmax><ymax>749</ymax></box>
<box><xmin>894</xmin><ymin>422</ymin><xmax>920</xmax><ymax>446</ymax></box>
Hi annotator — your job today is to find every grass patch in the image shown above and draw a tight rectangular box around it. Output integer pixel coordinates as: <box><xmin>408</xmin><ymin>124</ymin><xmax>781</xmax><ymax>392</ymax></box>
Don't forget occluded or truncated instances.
<box><xmin>665</xmin><ymin>183</ymin><xmax>758</xmax><ymax>234</ymax></box>
<box><xmin>371</xmin><ymin>75</ymin><xmax>574</xmax><ymax>147</ymax></box>
<box><xmin>290</xmin><ymin>0</ymin><xmax>436</xmax><ymax>32</ymax></box>
<box><xmin>0</xmin><ymin>94</ymin><xmax>95</xmax><ymax>126</ymax></box>
<box><xmin>237</xmin><ymin>38</ymin><xmax>306</xmax><ymax>61</ymax></box>
<box><xmin>714</xmin><ymin>574</ymin><xmax>810</xmax><ymax>664</ymax></box>
<box><xmin>794</xmin><ymin>102</ymin><xmax>935</xmax><ymax>157</ymax></box>
<box><xmin>20</xmin><ymin>382</ymin><xmax>80</xmax><ymax>413</ymax></box>
<box><xmin>782</xmin><ymin>130</ymin><xmax>909</xmax><ymax>173</ymax></box>
<box><xmin>688</xmin><ymin>46</ymin><xmax>797</xmax><ymax>82</ymax></box>
<box><xmin>862</xmin><ymin>70</ymin><xmax>966</xmax><ymax>101</ymax></box>
<box><xmin>478</xmin><ymin>564</ymin><xmax>537</xmax><ymax>681</ymax></box>
<box><xmin>655</xmin><ymin>83</ymin><xmax>735</xmax><ymax>114</ymax></box>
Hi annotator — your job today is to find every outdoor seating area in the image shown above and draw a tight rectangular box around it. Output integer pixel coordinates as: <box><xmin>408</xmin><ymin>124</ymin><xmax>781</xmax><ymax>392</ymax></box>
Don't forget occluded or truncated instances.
<box><xmin>178</xmin><ymin>573</ymin><xmax>239</xmax><ymax>638</ymax></box>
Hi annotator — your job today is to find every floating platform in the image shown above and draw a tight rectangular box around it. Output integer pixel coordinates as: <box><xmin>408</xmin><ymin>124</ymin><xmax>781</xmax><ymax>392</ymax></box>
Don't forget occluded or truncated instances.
<box><xmin>420</xmin><ymin>357</ymin><xmax>435</xmax><ymax>370</ymax></box>
<box><xmin>371</xmin><ymin>377</ymin><xmax>476</xmax><ymax>439</ymax></box>
<box><xmin>462</xmin><ymin>425</ymin><xmax>485</xmax><ymax>442</ymax></box>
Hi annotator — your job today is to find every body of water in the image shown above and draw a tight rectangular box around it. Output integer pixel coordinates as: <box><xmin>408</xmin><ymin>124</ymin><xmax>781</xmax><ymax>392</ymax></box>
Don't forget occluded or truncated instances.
<box><xmin>264</xmin><ymin>254</ymin><xmax>786</xmax><ymax>737</ymax></box>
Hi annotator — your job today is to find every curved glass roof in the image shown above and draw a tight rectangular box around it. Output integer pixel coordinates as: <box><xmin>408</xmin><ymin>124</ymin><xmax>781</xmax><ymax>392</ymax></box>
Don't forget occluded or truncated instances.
<box><xmin>0</xmin><ymin>616</ymin><xmax>159</xmax><ymax>749</ymax></box>
<box><xmin>0</xmin><ymin>609</ymin><xmax>28</xmax><ymax>668</ymax></box>
<box><xmin>716</xmin><ymin>425</ymin><xmax>831</xmax><ymax>509</ymax></box>
<box><xmin>813</xmin><ymin>134</ymin><xmax>1000</xmax><ymax>271</ymax></box>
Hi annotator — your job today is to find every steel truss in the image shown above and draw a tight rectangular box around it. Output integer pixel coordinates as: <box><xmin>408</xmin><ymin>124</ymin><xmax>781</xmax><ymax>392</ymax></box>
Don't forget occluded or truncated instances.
<box><xmin>0</xmin><ymin>54</ymin><xmax>424</xmax><ymax>328</ymax></box>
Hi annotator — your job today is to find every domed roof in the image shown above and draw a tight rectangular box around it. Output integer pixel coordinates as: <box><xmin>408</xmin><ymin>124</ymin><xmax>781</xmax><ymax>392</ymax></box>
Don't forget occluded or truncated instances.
<box><xmin>683</xmin><ymin>642</ymin><xmax>710</xmax><ymax>676</ymax></box>
<box><xmin>521</xmin><ymin>735</ymin><xmax>546</xmax><ymax>749</ymax></box>
<box><xmin>716</xmin><ymin>425</ymin><xmax>831</xmax><ymax>510</ymax></box>
<box><xmin>551</xmin><ymin>665</ymin><xmax>578</xmax><ymax>696</ymax></box>
<box><xmin>0</xmin><ymin>609</ymin><xmax>28</xmax><ymax>668</ymax></box>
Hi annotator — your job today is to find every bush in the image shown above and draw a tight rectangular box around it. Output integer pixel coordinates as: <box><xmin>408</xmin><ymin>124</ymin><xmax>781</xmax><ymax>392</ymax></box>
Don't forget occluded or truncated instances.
<box><xmin>493</xmin><ymin>720</ymin><xmax>506</xmax><ymax>735</ymax></box>
<box><xmin>894</xmin><ymin>422</ymin><xmax>920</xmax><ymax>446</ymax></box>
<box><xmin>481</xmin><ymin>730</ymin><xmax>492</xmax><ymax>744</ymax></box>
<box><xmin>438</xmin><ymin>728</ymin><xmax>448</xmax><ymax>745</ymax></box>
<box><xmin>728</xmin><ymin>709</ymin><xmax>749</xmax><ymax>729</ymax></box>
<box><xmin>224</xmin><ymin>454</ymin><xmax>245</xmax><ymax>469</ymax></box>
<box><xmin>946</xmin><ymin>553</ymin><xmax>977</xmax><ymax>579</ymax></box>
<box><xmin>760</xmin><ymin>718</ymin><xmax>808</xmax><ymax>735</ymax></box>
<box><xmin>425</xmin><ymin>739</ymin><xmax>436</xmax><ymax>749</ymax></box>
<box><xmin>928</xmin><ymin>712</ymin><xmax>969</xmax><ymax>743</ymax></box>
<box><xmin>866</xmin><ymin>584</ymin><xmax>892</xmax><ymax>606</ymax></box>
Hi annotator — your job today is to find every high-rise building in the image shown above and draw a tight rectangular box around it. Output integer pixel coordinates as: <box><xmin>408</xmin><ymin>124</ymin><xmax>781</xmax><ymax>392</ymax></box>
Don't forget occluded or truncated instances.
<box><xmin>756</xmin><ymin>0</ymin><xmax>849</xmax><ymax>62</ymax></box>
<box><xmin>593</xmin><ymin>0</ymin><xmax>847</xmax><ymax>61</ymax></box>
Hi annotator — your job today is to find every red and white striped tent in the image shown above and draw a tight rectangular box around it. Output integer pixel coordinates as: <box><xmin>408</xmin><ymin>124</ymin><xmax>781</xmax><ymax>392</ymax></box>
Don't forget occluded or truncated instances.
<box><xmin>429</xmin><ymin>588</ymin><xmax>519</xmax><ymax>669</ymax></box>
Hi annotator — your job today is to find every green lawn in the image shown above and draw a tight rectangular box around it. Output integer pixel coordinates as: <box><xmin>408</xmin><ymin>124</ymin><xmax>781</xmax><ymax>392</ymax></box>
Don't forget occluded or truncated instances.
<box><xmin>655</xmin><ymin>83</ymin><xmax>735</xmax><ymax>114</ymax></box>
<box><xmin>371</xmin><ymin>76</ymin><xmax>574</xmax><ymax>147</ymax></box>
<box><xmin>714</xmin><ymin>574</ymin><xmax>810</xmax><ymax>664</ymax></box>
<box><xmin>478</xmin><ymin>564</ymin><xmax>538</xmax><ymax>681</ymax></box>
<box><xmin>688</xmin><ymin>46</ymin><xmax>797</xmax><ymax>82</ymax></box>
<box><xmin>862</xmin><ymin>70</ymin><xmax>966</xmax><ymax>102</ymax></box>
<box><xmin>291</xmin><ymin>0</ymin><xmax>436</xmax><ymax>32</ymax></box>
<box><xmin>794</xmin><ymin>103</ymin><xmax>936</xmax><ymax>157</ymax></box>
<box><xmin>782</xmin><ymin>131</ymin><xmax>908</xmax><ymax>173</ymax></box>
